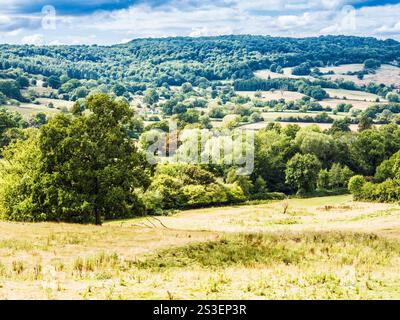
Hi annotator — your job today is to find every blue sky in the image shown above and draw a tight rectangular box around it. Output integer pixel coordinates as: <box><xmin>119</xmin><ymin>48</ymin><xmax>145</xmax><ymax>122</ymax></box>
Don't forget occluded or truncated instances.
<box><xmin>1</xmin><ymin>0</ymin><xmax>400</xmax><ymax>45</ymax></box>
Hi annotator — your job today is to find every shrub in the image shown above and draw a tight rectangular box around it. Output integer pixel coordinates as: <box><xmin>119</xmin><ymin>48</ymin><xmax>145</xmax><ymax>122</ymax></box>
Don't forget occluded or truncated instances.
<box><xmin>348</xmin><ymin>175</ymin><xmax>366</xmax><ymax>200</ymax></box>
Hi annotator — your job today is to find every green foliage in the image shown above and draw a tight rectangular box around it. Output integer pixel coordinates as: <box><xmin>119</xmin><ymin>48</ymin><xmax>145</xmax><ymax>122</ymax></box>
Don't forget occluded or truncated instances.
<box><xmin>0</xmin><ymin>94</ymin><xmax>149</xmax><ymax>224</ymax></box>
<box><xmin>295</xmin><ymin>128</ymin><xmax>338</xmax><ymax>165</ymax></box>
<box><xmin>285</xmin><ymin>153</ymin><xmax>321</xmax><ymax>194</ymax></box>
<box><xmin>0</xmin><ymin>107</ymin><xmax>23</xmax><ymax>147</ymax></box>
<box><xmin>350</xmin><ymin>129</ymin><xmax>386</xmax><ymax>176</ymax></box>
<box><xmin>143</xmin><ymin>164</ymin><xmax>245</xmax><ymax>212</ymax></box>
<box><xmin>143</xmin><ymin>89</ymin><xmax>159</xmax><ymax>105</ymax></box>
<box><xmin>0</xmin><ymin>92</ymin><xmax>7</xmax><ymax>105</ymax></box>
<box><xmin>386</xmin><ymin>93</ymin><xmax>400</xmax><ymax>103</ymax></box>
<box><xmin>364</xmin><ymin>59</ymin><xmax>381</xmax><ymax>70</ymax></box>
<box><xmin>46</xmin><ymin>75</ymin><xmax>61</xmax><ymax>89</ymax></box>
<box><xmin>317</xmin><ymin>163</ymin><xmax>354</xmax><ymax>190</ymax></box>
<box><xmin>374</xmin><ymin>152</ymin><xmax>400</xmax><ymax>182</ymax></box>
<box><xmin>208</xmin><ymin>105</ymin><xmax>226</xmax><ymax>119</ymax></box>
<box><xmin>0</xmin><ymin>129</ymin><xmax>41</xmax><ymax>221</ymax></box>
<box><xmin>0</xmin><ymin>80</ymin><xmax>23</xmax><ymax>101</ymax></box>
<box><xmin>2</xmin><ymin>35</ymin><xmax>399</xmax><ymax>90</ymax></box>
<box><xmin>292</xmin><ymin>62</ymin><xmax>311</xmax><ymax>76</ymax></box>
<box><xmin>226</xmin><ymin>168</ymin><xmax>253</xmax><ymax>196</ymax></box>
<box><xmin>348</xmin><ymin>175</ymin><xmax>366</xmax><ymax>200</ymax></box>
<box><xmin>253</xmin><ymin>127</ymin><xmax>297</xmax><ymax>192</ymax></box>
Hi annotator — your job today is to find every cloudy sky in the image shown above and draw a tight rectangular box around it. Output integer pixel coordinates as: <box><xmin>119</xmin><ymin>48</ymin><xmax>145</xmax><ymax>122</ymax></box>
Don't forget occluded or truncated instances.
<box><xmin>0</xmin><ymin>0</ymin><xmax>400</xmax><ymax>45</ymax></box>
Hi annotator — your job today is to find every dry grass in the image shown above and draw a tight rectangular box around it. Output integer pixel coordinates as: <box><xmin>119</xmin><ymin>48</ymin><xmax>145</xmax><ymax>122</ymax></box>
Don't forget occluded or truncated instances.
<box><xmin>237</xmin><ymin>90</ymin><xmax>306</xmax><ymax>101</ymax></box>
<box><xmin>324</xmin><ymin>89</ymin><xmax>383</xmax><ymax>102</ymax></box>
<box><xmin>239</xmin><ymin>122</ymin><xmax>360</xmax><ymax>131</ymax></box>
<box><xmin>319</xmin><ymin>64</ymin><xmax>364</xmax><ymax>75</ymax></box>
<box><xmin>321</xmin><ymin>64</ymin><xmax>400</xmax><ymax>86</ymax></box>
<box><xmin>254</xmin><ymin>68</ymin><xmax>314</xmax><ymax>80</ymax></box>
<box><xmin>319</xmin><ymin>99</ymin><xmax>383</xmax><ymax>111</ymax></box>
<box><xmin>1</xmin><ymin>195</ymin><xmax>400</xmax><ymax>299</ymax></box>
<box><xmin>3</xmin><ymin>104</ymin><xmax>60</xmax><ymax>119</ymax></box>
<box><xmin>1</xmin><ymin>98</ymin><xmax>73</xmax><ymax>120</ymax></box>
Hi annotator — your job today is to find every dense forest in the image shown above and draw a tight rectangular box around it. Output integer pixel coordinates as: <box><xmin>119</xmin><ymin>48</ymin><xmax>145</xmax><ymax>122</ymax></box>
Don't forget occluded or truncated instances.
<box><xmin>1</xmin><ymin>35</ymin><xmax>400</xmax><ymax>89</ymax></box>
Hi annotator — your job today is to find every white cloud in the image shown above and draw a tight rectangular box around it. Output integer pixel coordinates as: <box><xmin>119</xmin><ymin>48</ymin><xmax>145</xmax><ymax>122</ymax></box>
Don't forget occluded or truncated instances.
<box><xmin>275</xmin><ymin>12</ymin><xmax>314</xmax><ymax>29</ymax></box>
<box><xmin>377</xmin><ymin>22</ymin><xmax>400</xmax><ymax>33</ymax></box>
<box><xmin>321</xmin><ymin>5</ymin><xmax>357</xmax><ymax>34</ymax></box>
<box><xmin>1</xmin><ymin>1</ymin><xmax>400</xmax><ymax>44</ymax></box>
<box><xmin>0</xmin><ymin>14</ymin><xmax>11</xmax><ymax>24</ymax></box>
<box><xmin>21</xmin><ymin>33</ymin><xmax>44</xmax><ymax>44</ymax></box>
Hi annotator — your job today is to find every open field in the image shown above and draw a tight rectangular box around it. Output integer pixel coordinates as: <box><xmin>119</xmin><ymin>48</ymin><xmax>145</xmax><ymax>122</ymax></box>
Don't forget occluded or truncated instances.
<box><xmin>240</xmin><ymin>121</ymin><xmax>359</xmax><ymax>131</ymax></box>
<box><xmin>319</xmin><ymin>99</ymin><xmax>381</xmax><ymax>111</ymax></box>
<box><xmin>236</xmin><ymin>111</ymin><xmax>350</xmax><ymax>131</ymax></box>
<box><xmin>261</xmin><ymin>111</ymin><xmax>345</xmax><ymax>121</ymax></box>
<box><xmin>254</xmin><ymin>68</ymin><xmax>314</xmax><ymax>80</ymax></box>
<box><xmin>35</xmin><ymin>98</ymin><xmax>74</xmax><ymax>110</ymax></box>
<box><xmin>325</xmin><ymin>88</ymin><xmax>383</xmax><ymax>102</ymax></box>
<box><xmin>2</xmin><ymin>103</ymin><xmax>60</xmax><ymax>119</ymax></box>
<box><xmin>1</xmin><ymin>195</ymin><xmax>400</xmax><ymax>299</ymax></box>
<box><xmin>321</xmin><ymin>64</ymin><xmax>400</xmax><ymax>86</ymax></box>
<box><xmin>237</xmin><ymin>90</ymin><xmax>306</xmax><ymax>101</ymax></box>
<box><xmin>0</xmin><ymin>99</ymin><xmax>73</xmax><ymax>119</ymax></box>
<box><xmin>256</xmin><ymin>63</ymin><xmax>400</xmax><ymax>88</ymax></box>
<box><xmin>319</xmin><ymin>64</ymin><xmax>364</xmax><ymax>75</ymax></box>
<box><xmin>21</xmin><ymin>80</ymin><xmax>53</xmax><ymax>97</ymax></box>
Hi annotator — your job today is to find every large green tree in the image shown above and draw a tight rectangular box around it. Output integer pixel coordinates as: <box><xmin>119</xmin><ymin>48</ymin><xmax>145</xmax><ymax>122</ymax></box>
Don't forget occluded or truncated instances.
<box><xmin>0</xmin><ymin>94</ymin><xmax>149</xmax><ymax>224</ymax></box>
<box><xmin>285</xmin><ymin>153</ymin><xmax>321</xmax><ymax>194</ymax></box>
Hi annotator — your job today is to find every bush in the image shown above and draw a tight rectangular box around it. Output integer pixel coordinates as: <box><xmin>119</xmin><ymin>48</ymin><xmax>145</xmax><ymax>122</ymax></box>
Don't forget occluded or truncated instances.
<box><xmin>372</xmin><ymin>179</ymin><xmax>400</xmax><ymax>202</ymax></box>
<box><xmin>348</xmin><ymin>175</ymin><xmax>366</xmax><ymax>200</ymax></box>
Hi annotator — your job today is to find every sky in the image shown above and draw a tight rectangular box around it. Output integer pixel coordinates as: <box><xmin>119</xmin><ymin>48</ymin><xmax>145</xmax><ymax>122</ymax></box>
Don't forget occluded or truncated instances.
<box><xmin>0</xmin><ymin>0</ymin><xmax>400</xmax><ymax>45</ymax></box>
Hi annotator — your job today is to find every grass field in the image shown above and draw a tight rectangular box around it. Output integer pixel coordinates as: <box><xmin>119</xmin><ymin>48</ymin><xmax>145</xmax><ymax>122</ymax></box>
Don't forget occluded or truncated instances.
<box><xmin>325</xmin><ymin>88</ymin><xmax>383</xmax><ymax>102</ymax></box>
<box><xmin>239</xmin><ymin>111</ymin><xmax>349</xmax><ymax>131</ymax></box>
<box><xmin>320</xmin><ymin>64</ymin><xmax>400</xmax><ymax>86</ymax></box>
<box><xmin>1</xmin><ymin>195</ymin><xmax>400</xmax><ymax>299</ymax></box>
<box><xmin>240</xmin><ymin>122</ymin><xmax>359</xmax><ymax>131</ymax></box>
<box><xmin>319</xmin><ymin>64</ymin><xmax>364</xmax><ymax>75</ymax></box>
<box><xmin>256</xmin><ymin>63</ymin><xmax>400</xmax><ymax>91</ymax></box>
<box><xmin>254</xmin><ymin>68</ymin><xmax>314</xmax><ymax>80</ymax></box>
<box><xmin>261</xmin><ymin>111</ymin><xmax>345</xmax><ymax>121</ymax></box>
<box><xmin>319</xmin><ymin>99</ymin><xmax>381</xmax><ymax>111</ymax></box>
<box><xmin>236</xmin><ymin>90</ymin><xmax>306</xmax><ymax>101</ymax></box>
<box><xmin>1</xmin><ymin>98</ymin><xmax>73</xmax><ymax>119</ymax></box>
<box><xmin>2</xmin><ymin>103</ymin><xmax>60</xmax><ymax>119</ymax></box>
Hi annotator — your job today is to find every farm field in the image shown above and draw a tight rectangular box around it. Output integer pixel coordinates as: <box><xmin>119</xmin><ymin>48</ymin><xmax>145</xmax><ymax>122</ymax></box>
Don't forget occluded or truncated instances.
<box><xmin>240</xmin><ymin>121</ymin><xmax>359</xmax><ymax>131</ymax></box>
<box><xmin>261</xmin><ymin>111</ymin><xmax>345</xmax><ymax>121</ymax></box>
<box><xmin>319</xmin><ymin>64</ymin><xmax>364</xmax><ymax>75</ymax></box>
<box><xmin>325</xmin><ymin>88</ymin><xmax>383</xmax><ymax>102</ymax></box>
<box><xmin>237</xmin><ymin>90</ymin><xmax>306</xmax><ymax>101</ymax></box>
<box><xmin>254</xmin><ymin>68</ymin><xmax>314</xmax><ymax>80</ymax></box>
<box><xmin>1</xmin><ymin>195</ymin><xmax>400</xmax><ymax>300</ymax></box>
<box><xmin>320</xmin><ymin>64</ymin><xmax>400</xmax><ymax>86</ymax></box>
<box><xmin>319</xmin><ymin>99</ymin><xmax>381</xmax><ymax>111</ymax></box>
<box><xmin>0</xmin><ymin>98</ymin><xmax>73</xmax><ymax>119</ymax></box>
<box><xmin>1</xmin><ymin>103</ymin><xmax>60</xmax><ymax>119</ymax></box>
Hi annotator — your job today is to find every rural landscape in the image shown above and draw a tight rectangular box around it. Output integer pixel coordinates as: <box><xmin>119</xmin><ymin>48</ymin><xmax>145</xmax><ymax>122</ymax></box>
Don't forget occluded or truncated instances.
<box><xmin>1</xmin><ymin>1</ymin><xmax>400</xmax><ymax>301</ymax></box>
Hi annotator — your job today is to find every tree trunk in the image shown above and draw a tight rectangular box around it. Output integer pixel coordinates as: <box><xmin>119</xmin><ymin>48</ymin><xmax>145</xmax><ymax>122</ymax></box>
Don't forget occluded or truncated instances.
<box><xmin>95</xmin><ymin>208</ymin><xmax>102</xmax><ymax>226</ymax></box>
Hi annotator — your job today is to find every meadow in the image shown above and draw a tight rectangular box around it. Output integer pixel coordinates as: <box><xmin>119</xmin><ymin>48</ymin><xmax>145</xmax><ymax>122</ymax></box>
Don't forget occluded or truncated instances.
<box><xmin>320</xmin><ymin>64</ymin><xmax>400</xmax><ymax>87</ymax></box>
<box><xmin>236</xmin><ymin>90</ymin><xmax>306</xmax><ymax>101</ymax></box>
<box><xmin>1</xmin><ymin>195</ymin><xmax>400</xmax><ymax>300</ymax></box>
<box><xmin>256</xmin><ymin>63</ymin><xmax>400</xmax><ymax>88</ymax></box>
<box><xmin>324</xmin><ymin>88</ymin><xmax>384</xmax><ymax>102</ymax></box>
